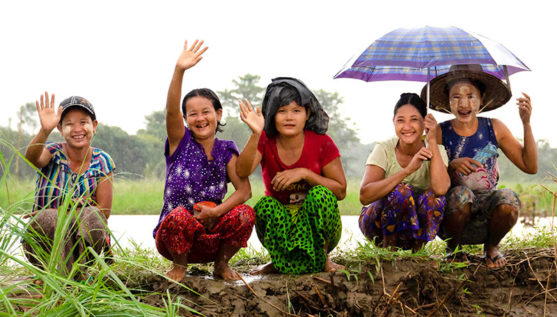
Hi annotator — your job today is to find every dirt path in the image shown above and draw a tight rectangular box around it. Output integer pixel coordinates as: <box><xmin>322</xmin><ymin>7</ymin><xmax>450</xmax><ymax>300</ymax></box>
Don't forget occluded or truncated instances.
<box><xmin>126</xmin><ymin>248</ymin><xmax>557</xmax><ymax>316</ymax></box>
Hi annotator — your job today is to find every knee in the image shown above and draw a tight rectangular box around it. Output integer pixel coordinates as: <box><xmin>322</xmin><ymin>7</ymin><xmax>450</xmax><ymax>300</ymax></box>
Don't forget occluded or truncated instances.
<box><xmin>254</xmin><ymin>196</ymin><xmax>281</xmax><ymax>217</ymax></box>
<box><xmin>395</xmin><ymin>183</ymin><xmax>413</xmax><ymax>197</ymax></box>
<box><xmin>388</xmin><ymin>184</ymin><xmax>414</xmax><ymax>207</ymax></box>
<box><xmin>28</xmin><ymin>209</ymin><xmax>58</xmax><ymax>235</ymax></box>
<box><xmin>307</xmin><ymin>185</ymin><xmax>337</xmax><ymax>205</ymax></box>
<box><xmin>447</xmin><ymin>186</ymin><xmax>474</xmax><ymax>209</ymax></box>
<box><xmin>493</xmin><ymin>204</ymin><xmax>519</xmax><ymax>227</ymax></box>
<box><xmin>307</xmin><ymin>185</ymin><xmax>332</xmax><ymax>199</ymax></box>
<box><xmin>236</xmin><ymin>205</ymin><xmax>256</xmax><ymax>228</ymax></box>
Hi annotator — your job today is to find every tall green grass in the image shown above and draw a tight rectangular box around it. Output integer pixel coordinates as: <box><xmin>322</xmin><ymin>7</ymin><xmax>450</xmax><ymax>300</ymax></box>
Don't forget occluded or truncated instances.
<box><xmin>0</xmin><ymin>139</ymin><xmax>198</xmax><ymax>316</ymax></box>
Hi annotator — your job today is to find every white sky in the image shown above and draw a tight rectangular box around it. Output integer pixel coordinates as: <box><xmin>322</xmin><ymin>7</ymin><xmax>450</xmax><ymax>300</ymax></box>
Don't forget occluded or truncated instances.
<box><xmin>1</xmin><ymin>0</ymin><xmax>555</xmax><ymax>146</ymax></box>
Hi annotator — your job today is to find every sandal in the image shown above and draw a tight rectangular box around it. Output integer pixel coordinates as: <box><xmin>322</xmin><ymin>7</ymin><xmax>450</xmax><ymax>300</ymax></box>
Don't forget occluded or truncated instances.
<box><xmin>485</xmin><ymin>252</ymin><xmax>506</xmax><ymax>269</ymax></box>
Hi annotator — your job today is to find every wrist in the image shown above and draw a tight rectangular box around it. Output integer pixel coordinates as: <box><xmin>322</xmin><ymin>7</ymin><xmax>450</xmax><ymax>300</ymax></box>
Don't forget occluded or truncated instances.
<box><xmin>174</xmin><ymin>65</ymin><xmax>186</xmax><ymax>74</ymax></box>
<box><xmin>39</xmin><ymin>127</ymin><xmax>53</xmax><ymax>137</ymax></box>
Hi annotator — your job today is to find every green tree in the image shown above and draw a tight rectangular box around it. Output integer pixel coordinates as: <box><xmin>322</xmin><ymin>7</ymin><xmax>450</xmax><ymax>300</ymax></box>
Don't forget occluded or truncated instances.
<box><xmin>136</xmin><ymin>110</ymin><xmax>167</xmax><ymax>178</ymax></box>
<box><xmin>93</xmin><ymin>125</ymin><xmax>156</xmax><ymax>178</ymax></box>
<box><xmin>137</xmin><ymin>110</ymin><xmax>166</xmax><ymax>143</ymax></box>
<box><xmin>15</xmin><ymin>103</ymin><xmax>38</xmax><ymax>178</ymax></box>
<box><xmin>217</xmin><ymin>74</ymin><xmax>266</xmax><ymax>150</ymax></box>
<box><xmin>218</xmin><ymin>74</ymin><xmax>265</xmax><ymax>117</ymax></box>
<box><xmin>314</xmin><ymin>89</ymin><xmax>368</xmax><ymax>177</ymax></box>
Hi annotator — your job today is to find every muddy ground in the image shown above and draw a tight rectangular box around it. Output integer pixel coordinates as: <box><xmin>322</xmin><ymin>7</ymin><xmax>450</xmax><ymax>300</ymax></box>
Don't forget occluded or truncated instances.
<box><xmin>123</xmin><ymin>247</ymin><xmax>557</xmax><ymax>316</ymax></box>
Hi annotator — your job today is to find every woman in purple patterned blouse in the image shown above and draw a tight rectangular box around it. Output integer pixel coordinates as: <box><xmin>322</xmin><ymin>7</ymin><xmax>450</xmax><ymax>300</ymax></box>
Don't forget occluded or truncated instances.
<box><xmin>154</xmin><ymin>40</ymin><xmax>255</xmax><ymax>281</ymax></box>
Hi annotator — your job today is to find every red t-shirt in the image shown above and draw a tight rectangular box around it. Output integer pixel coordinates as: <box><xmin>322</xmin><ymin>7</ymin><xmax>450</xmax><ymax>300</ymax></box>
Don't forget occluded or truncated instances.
<box><xmin>257</xmin><ymin>130</ymin><xmax>340</xmax><ymax>205</ymax></box>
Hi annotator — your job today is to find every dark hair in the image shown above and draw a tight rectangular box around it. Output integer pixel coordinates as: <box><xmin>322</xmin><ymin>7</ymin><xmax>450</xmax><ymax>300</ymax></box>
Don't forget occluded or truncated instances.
<box><xmin>394</xmin><ymin>93</ymin><xmax>427</xmax><ymax>118</ymax></box>
<box><xmin>262</xmin><ymin>77</ymin><xmax>329</xmax><ymax>138</ymax></box>
<box><xmin>264</xmin><ymin>86</ymin><xmax>303</xmax><ymax>137</ymax></box>
<box><xmin>445</xmin><ymin>78</ymin><xmax>486</xmax><ymax>96</ymax></box>
<box><xmin>181</xmin><ymin>88</ymin><xmax>225</xmax><ymax>133</ymax></box>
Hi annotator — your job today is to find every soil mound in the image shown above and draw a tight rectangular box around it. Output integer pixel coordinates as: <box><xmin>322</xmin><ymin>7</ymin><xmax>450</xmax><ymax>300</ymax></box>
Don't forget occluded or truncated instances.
<box><xmin>129</xmin><ymin>248</ymin><xmax>557</xmax><ymax>316</ymax></box>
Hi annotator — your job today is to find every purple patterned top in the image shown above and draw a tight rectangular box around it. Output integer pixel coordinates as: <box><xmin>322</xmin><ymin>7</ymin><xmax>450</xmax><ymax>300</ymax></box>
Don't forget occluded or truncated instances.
<box><xmin>153</xmin><ymin>127</ymin><xmax>239</xmax><ymax>237</ymax></box>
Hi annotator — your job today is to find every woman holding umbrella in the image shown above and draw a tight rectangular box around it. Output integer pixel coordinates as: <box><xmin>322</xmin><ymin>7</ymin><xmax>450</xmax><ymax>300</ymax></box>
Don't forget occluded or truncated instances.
<box><xmin>423</xmin><ymin>64</ymin><xmax>537</xmax><ymax>269</ymax></box>
<box><xmin>359</xmin><ymin>93</ymin><xmax>450</xmax><ymax>251</ymax></box>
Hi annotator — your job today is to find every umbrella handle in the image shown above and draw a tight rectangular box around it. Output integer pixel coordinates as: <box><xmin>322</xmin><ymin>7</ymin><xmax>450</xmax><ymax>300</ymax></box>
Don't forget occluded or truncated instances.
<box><xmin>503</xmin><ymin>65</ymin><xmax>512</xmax><ymax>92</ymax></box>
<box><xmin>426</xmin><ymin>67</ymin><xmax>430</xmax><ymax>108</ymax></box>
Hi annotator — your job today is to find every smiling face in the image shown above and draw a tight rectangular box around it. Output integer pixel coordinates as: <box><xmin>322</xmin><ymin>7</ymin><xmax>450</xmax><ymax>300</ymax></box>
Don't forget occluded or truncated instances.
<box><xmin>58</xmin><ymin>108</ymin><xmax>97</xmax><ymax>149</ymax></box>
<box><xmin>184</xmin><ymin>96</ymin><xmax>222</xmax><ymax>141</ymax></box>
<box><xmin>393</xmin><ymin>104</ymin><xmax>424</xmax><ymax>146</ymax></box>
<box><xmin>448</xmin><ymin>80</ymin><xmax>483</xmax><ymax>123</ymax></box>
<box><xmin>274</xmin><ymin>101</ymin><xmax>309</xmax><ymax>137</ymax></box>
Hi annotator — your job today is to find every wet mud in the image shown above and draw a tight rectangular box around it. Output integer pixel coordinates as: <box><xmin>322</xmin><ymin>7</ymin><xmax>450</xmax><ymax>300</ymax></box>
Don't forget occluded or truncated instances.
<box><xmin>129</xmin><ymin>248</ymin><xmax>557</xmax><ymax>316</ymax></box>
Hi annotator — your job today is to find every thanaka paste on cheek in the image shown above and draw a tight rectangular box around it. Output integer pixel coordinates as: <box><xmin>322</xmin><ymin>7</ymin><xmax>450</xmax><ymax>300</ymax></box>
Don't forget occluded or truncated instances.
<box><xmin>62</xmin><ymin>125</ymin><xmax>72</xmax><ymax>137</ymax></box>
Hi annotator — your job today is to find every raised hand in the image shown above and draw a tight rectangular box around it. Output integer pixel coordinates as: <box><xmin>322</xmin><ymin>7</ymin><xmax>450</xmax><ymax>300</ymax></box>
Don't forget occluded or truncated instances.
<box><xmin>176</xmin><ymin>40</ymin><xmax>208</xmax><ymax>71</ymax></box>
<box><xmin>405</xmin><ymin>147</ymin><xmax>433</xmax><ymax>174</ymax></box>
<box><xmin>449</xmin><ymin>157</ymin><xmax>483</xmax><ymax>175</ymax></box>
<box><xmin>516</xmin><ymin>92</ymin><xmax>532</xmax><ymax>125</ymax></box>
<box><xmin>271</xmin><ymin>168</ymin><xmax>307</xmax><ymax>192</ymax></box>
<box><xmin>238</xmin><ymin>98</ymin><xmax>264</xmax><ymax>134</ymax></box>
<box><xmin>36</xmin><ymin>92</ymin><xmax>61</xmax><ymax>133</ymax></box>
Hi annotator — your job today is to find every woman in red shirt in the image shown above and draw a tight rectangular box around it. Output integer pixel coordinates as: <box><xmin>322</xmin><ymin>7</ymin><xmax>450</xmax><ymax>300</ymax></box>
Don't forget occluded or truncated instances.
<box><xmin>236</xmin><ymin>77</ymin><xmax>347</xmax><ymax>274</ymax></box>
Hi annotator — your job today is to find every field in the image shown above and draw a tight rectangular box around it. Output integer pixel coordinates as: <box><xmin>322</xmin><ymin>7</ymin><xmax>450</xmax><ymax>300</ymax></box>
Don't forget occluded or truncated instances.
<box><xmin>2</xmin><ymin>149</ymin><xmax>557</xmax><ymax>315</ymax></box>
<box><xmin>2</xmin><ymin>177</ymin><xmax>556</xmax><ymax>217</ymax></box>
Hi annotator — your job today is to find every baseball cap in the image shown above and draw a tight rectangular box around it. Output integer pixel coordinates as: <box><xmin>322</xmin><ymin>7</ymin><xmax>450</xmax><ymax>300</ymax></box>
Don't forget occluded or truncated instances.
<box><xmin>59</xmin><ymin>96</ymin><xmax>96</xmax><ymax>122</ymax></box>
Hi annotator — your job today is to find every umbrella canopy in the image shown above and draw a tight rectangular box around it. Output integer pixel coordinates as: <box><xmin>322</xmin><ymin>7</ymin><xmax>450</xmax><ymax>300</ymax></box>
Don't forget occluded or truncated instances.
<box><xmin>334</xmin><ymin>25</ymin><xmax>530</xmax><ymax>82</ymax></box>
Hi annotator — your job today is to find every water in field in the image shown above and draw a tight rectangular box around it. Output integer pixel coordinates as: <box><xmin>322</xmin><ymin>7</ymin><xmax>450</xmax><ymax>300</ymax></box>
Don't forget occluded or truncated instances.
<box><xmin>108</xmin><ymin>215</ymin><xmax>557</xmax><ymax>252</ymax></box>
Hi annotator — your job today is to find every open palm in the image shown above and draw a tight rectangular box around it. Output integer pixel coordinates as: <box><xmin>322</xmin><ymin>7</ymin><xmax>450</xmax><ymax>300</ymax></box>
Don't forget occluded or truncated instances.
<box><xmin>36</xmin><ymin>92</ymin><xmax>61</xmax><ymax>132</ymax></box>
<box><xmin>176</xmin><ymin>40</ymin><xmax>208</xmax><ymax>71</ymax></box>
<box><xmin>238</xmin><ymin>98</ymin><xmax>264</xmax><ymax>134</ymax></box>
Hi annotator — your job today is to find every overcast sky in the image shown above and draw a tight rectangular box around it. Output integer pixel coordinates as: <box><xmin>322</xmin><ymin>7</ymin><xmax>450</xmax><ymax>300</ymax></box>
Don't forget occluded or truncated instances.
<box><xmin>1</xmin><ymin>0</ymin><xmax>555</xmax><ymax>147</ymax></box>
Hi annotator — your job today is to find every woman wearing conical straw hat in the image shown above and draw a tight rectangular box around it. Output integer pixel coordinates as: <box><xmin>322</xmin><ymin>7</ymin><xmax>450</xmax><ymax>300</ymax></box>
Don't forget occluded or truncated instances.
<box><xmin>422</xmin><ymin>64</ymin><xmax>538</xmax><ymax>269</ymax></box>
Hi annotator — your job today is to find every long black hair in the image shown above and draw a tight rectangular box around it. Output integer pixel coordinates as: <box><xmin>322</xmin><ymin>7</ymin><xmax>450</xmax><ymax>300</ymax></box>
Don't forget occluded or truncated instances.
<box><xmin>261</xmin><ymin>77</ymin><xmax>329</xmax><ymax>137</ymax></box>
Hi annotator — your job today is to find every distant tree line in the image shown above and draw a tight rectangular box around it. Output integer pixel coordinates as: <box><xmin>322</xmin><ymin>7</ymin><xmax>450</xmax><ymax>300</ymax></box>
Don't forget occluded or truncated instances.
<box><xmin>1</xmin><ymin>74</ymin><xmax>555</xmax><ymax>183</ymax></box>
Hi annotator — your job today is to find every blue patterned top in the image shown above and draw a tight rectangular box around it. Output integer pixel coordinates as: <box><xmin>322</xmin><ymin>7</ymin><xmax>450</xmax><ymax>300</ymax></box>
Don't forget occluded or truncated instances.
<box><xmin>33</xmin><ymin>142</ymin><xmax>115</xmax><ymax>211</ymax></box>
<box><xmin>440</xmin><ymin>117</ymin><xmax>499</xmax><ymax>191</ymax></box>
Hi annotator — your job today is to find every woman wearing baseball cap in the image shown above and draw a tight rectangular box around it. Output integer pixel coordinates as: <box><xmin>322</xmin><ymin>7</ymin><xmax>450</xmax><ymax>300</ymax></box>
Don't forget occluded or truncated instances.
<box><xmin>423</xmin><ymin>64</ymin><xmax>537</xmax><ymax>269</ymax></box>
<box><xmin>23</xmin><ymin>92</ymin><xmax>114</xmax><ymax>281</ymax></box>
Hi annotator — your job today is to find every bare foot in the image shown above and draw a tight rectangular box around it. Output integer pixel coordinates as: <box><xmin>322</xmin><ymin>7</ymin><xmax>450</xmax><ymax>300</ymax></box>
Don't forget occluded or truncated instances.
<box><xmin>214</xmin><ymin>262</ymin><xmax>240</xmax><ymax>281</ymax></box>
<box><xmin>485</xmin><ymin>248</ymin><xmax>506</xmax><ymax>269</ymax></box>
<box><xmin>32</xmin><ymin>278</ymin><xmax>43</xmax><ymax>286</ymax></box>
<box><xmin>166</xmin><ymin>264</ymin><xmax>187</xmax><ymax>282</ymax></box>
<box><xmin>324</xmin><ymin>258</ymin><xmax>344</xmax><ymax>272</ymax></box>
<box><xmin>250</xmin><ymin>262</ymin><xmax>277</xmax><ymax>275</ymax></box>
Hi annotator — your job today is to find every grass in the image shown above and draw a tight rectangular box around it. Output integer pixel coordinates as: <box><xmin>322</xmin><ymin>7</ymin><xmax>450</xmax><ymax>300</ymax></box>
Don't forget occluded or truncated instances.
<box><xmin>2</xmin><ymin>136</ymin><xmax>557</xmax><ymax>315</ymax></box>
<box><xmin>3</xmin><ymin>176</ymin><xmax>555</xmax><ymax>216</ymax></box>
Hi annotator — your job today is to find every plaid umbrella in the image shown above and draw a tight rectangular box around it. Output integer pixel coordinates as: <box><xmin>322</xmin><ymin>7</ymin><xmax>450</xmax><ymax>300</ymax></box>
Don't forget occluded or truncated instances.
<box><xmin>334</xmin><ymin>26</ymin><xmax>530</xmax><ymax>83</ymax></box>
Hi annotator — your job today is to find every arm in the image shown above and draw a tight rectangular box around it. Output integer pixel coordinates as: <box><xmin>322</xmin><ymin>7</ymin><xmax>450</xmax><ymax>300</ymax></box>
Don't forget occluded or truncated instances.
<box><xmin>311</xmin><ymin>157</ymin><xmax>347</xmax><ymax>200</ymax></box>
<box><xmin>360</xmin><ymin>165</ymin><xmax>407</xmax><ymax>205</ymax></box>
<box><xmin>236</xmin><ymin>99</ymin><xmax>264</xmax><ymax>177</ymax></box>
<box><xmin>359</xmin><ymin>148</ymin><xmax>432</xmax><ymax>205</ymax></box>
<box><xmin>272</xmin><ymin>157</ymin><xmax>347</xmax><ymax>200</ymax></box>
<box><xmin>95</xmin><ymin>172</ymin><xmax>114</xmax><ymax>219</ymax></box>
<box><xmin>195</xmin><ymin>155</ymin><xmax>252</xmax><ymax>223</ymax></box>
<box><xmin>25</xmin><ymin>92</ymin><xmax>60</xmax><ymax>168</ymax></box>
<box><xmin>166</xmin><ymin>40</ymin><xmax>208</xmax><ymax>157</ymax></box>
<box><xmin>425</xmin><ymin>114</ymin><xmax>450</xmax><ymax>195</ymax></box>
<box><xmin>494</xmin><ymin>93</ymin><xmax>537</xmax><ymax>174</ymax></box>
